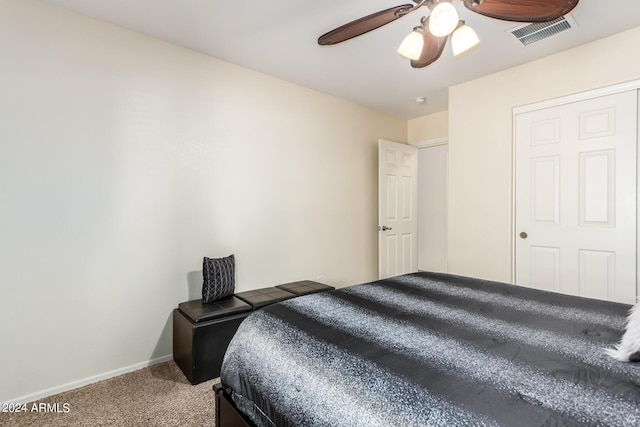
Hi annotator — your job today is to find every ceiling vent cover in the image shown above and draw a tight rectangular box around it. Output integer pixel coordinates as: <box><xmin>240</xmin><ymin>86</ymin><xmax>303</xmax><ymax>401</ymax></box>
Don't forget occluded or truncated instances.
<box><xmin>510</xmin><ymin>14</ymin><xmax>577</xmax><ymax>46</ymax></box>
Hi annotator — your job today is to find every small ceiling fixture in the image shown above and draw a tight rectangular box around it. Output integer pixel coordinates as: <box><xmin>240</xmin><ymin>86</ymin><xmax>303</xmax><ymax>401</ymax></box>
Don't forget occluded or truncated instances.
<box><xmin>414</xmin><ymin>96</ymin><xmax>427</xmax><ymax>105</ymax></box>
<box><xmin>318</xmin><ymin>0</ymin><xmax>579</xmax><ymax>69</ymax></box>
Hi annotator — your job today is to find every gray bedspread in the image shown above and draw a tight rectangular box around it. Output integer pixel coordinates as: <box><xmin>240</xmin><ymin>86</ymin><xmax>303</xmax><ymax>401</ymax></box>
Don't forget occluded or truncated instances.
<box><xmin>220</xmin><ymin>272</ymin><xmax>640</xmax><ymax>426</ymax></box>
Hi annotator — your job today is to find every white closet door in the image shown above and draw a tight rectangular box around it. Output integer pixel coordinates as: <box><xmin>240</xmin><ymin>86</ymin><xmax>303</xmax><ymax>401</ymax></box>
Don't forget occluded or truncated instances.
<box><xmin>515</xmin><ymin>90</ymin><xmax>637</xmax><ymax>304</ymax></box>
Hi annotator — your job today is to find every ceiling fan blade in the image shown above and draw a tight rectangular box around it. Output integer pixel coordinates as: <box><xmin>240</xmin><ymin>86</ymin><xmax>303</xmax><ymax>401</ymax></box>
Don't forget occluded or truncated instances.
<box><xmin>463</xmin><ymin>0</ymin><xmax>579</xmax><ymax>23</ymax></box>
<box><xmin>410</xmin><ymin>20</ymin><xmax>448</xmax><ymax>69</ymax></box>
<box><xmin>318</xmin><ymin>5</ymin><xmax>414</xmax><ymax>45</ymax></box>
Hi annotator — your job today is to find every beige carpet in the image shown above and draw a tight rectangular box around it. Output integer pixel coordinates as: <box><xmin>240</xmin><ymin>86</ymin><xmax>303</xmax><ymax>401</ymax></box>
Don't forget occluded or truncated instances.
<box><xmin>0</xmin><ymin>361</ymin><xmax>219</xmax><ymax>426</ymax></box>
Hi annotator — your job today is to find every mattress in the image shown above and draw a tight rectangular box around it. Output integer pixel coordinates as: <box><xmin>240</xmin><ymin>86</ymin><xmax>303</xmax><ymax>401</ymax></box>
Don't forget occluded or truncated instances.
<box><xmin>220</xmin><ymin>272</ymin><xmax>640</xmax><ymax>426</ymax></box>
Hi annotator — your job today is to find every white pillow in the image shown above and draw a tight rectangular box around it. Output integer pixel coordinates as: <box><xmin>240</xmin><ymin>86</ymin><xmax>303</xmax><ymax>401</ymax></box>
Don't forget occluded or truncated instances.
<box><xmin>606</xmin><ymin>301</ymin><xmax>640</xmax><ymax>362</ymax></box>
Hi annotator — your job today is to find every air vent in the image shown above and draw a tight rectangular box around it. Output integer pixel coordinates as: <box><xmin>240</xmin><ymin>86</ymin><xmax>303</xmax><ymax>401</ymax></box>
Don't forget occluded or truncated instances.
<box><xmin>509</xmin><ymin>14</ymin><xmax>577</xmax><ymax>46</ymax></box>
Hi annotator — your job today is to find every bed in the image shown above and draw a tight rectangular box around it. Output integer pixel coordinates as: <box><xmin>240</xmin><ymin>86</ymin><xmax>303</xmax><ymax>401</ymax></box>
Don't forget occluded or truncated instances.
<box><xmin>217</xmin><ymin>271</ymin><xmax>640</xmax><ymax>426</ymax></box>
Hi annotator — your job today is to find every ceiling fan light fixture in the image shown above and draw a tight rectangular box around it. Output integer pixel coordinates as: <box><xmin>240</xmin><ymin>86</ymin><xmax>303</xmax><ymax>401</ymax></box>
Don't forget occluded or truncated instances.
<box><xmin>398</xmin><ymin>28</ymin><xmax>424</xmax><ymax>60</ymax></box>
<box><xmin>429</xmin><ymin>2</ymin><xmax>459</xmax><ymax>37</ymax></box>
<box><xmin>451</xmin><ymin>23</ymin><xmax>479</xmax><ymax>56</ymax></box>
<box><xmin>317</xmin><ymin>0</ymin><xmax>580</xmax><ymax>69</ymax></box>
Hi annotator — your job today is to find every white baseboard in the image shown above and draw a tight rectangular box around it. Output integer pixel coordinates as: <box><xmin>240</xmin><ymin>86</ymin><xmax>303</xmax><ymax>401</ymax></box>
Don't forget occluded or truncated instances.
<box><xmin>5</xmin><ymin>354</ymin><xmax>174</xmax><ymax>405</ymax></box>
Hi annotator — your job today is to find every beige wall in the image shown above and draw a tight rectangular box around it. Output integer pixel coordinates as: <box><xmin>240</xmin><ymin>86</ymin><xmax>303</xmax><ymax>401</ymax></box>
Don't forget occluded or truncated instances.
<box><xmin>408</xmin><ymin>110</ymin><xmax>449</xmax><ymax>143</ymax></box>
<box><xmin>448</xmin><ymin>26</ymin><xmax>640</xmax><ymax>283</ymax></box>
<box><xmin>0</xmin><ymin>0</ymin><xmax>406</xmax><ymax>403</ymax></box>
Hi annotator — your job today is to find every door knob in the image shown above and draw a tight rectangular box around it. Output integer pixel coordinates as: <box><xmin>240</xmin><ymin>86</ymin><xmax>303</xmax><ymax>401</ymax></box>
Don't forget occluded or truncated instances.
<box><xmin>520</xmin><ymin>232</ymin><xmax>528</xmax><ymax>239</ymax></box>
<box><xmin>381</xmin><ymin>226</ymin><xmax>393</xmax><ymax>231</ymax></box>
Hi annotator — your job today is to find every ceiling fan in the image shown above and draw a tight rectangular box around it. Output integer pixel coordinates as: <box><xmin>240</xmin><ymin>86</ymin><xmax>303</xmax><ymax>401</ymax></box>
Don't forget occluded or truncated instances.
<box><xmin>318</xmin><ymin>0</ymin><xmax>579</xmax><ymax>68</ymax></box>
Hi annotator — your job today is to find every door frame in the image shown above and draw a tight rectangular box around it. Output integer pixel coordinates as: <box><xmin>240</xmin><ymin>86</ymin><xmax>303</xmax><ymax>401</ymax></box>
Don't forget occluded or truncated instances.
<box><xmin>511</xmin><ymin>78</ymin><xmax>640</xmax><ymax>301</ymax></box>
<box><xmin>411</xmin><ymin>137</ymin><xmax>449</xmax><ymax>273</ymax></box>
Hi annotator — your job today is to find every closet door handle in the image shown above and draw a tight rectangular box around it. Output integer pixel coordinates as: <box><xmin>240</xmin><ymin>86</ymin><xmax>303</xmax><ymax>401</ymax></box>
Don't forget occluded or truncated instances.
<box><xmin>381</xmin><ymin>226</ymin><xmax>392</xmax><ymax>231</ymax></box>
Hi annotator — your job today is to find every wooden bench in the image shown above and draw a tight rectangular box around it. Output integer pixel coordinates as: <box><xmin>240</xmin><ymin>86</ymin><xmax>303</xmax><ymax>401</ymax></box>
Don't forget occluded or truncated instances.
<box><xmin>173</xmin><ymin>280</ymin><xmax>334</xmax><ymax>384</ymax></box>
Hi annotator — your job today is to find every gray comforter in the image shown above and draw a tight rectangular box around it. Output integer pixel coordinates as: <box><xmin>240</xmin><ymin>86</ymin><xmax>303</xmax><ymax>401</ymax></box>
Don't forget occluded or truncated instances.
<box><xmin>220</xmin><ymin>272</ymin><xmax>640</xmax><ymax>426</ymax></box>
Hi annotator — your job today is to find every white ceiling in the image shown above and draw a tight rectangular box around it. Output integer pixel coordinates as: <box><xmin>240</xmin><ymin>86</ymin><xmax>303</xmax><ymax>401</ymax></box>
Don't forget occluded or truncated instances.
<box><xmin>41</xmin><ymin>0</ymin><xmax>640</xmax><ymax>119</ymax></box>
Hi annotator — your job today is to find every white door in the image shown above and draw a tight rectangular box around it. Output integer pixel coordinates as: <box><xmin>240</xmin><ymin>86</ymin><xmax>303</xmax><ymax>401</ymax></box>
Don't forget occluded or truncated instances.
<box><xmin>418</xmin><ymin>144</ymin><xmax>448</xmax><ymax>272</ymax></box>
<box><xmin>379</xmin><ymin>139</ymin><xmax>418</xmax><ymax>279</ymax></box>
<box><xmin>515</xmin><ymin>90</ymin><xmax>637</xmax><ymax>304</ymax></box>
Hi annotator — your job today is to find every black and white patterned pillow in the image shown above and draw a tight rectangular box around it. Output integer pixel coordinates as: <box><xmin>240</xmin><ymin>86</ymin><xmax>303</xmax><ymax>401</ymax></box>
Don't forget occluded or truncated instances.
<box><xmin>202</xmin><ymin>254</ymin><xmax>235</xmax><ymax>303</ymax></box>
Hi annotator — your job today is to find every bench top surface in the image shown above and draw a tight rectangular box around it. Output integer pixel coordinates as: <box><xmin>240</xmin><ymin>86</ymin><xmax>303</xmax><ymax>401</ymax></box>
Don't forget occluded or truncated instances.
<box><xmin>275</xmin><ymin>280</ymin><xmax>335</xmax><ymax>296</ymax></box>
<box><xmin>235</xmin><ymin>287</ymin><xmax>295</xmax><ymax>309</ymax></box>
<box><xmin>178</xmin><ymin>281</ymin><xmax>335</xmax><ymax>320</ymax></box>
<box><xmin>178</xmin><ymin>296</ymin><xmax>252</xmax><ymax>323</ymax></box>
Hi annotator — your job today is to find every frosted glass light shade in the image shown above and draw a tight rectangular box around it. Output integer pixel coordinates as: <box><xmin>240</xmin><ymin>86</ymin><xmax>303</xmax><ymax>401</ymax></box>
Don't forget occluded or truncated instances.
<box><xmin>451</xmin><ymin>24</ymin><xmax>479</xmax><ymax>56</ymax></box>
<box><xmin>429</xmin><ymin>2</ymin><xmax>459</xmax><ymax>37</ymax></box>
<box><xmin>398</xmin><ymin>30</ymin><xmax>424</xmax><ymax>60</ymax></box>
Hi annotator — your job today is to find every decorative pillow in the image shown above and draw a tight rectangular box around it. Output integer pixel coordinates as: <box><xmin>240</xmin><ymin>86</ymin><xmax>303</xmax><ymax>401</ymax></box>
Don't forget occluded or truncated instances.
<box><xmin>202</xmin><ymin>254</ymin><xmax>235</xmax><ymax>303</ymax></box>
<box><xmin>606</xmin><ymin>301</ymin><xmax>640</xmax><ymax>362</ymax></box>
